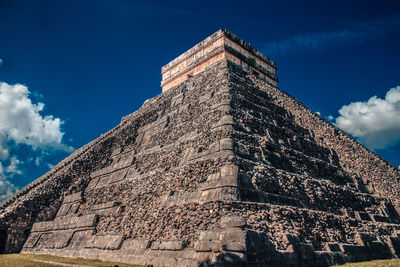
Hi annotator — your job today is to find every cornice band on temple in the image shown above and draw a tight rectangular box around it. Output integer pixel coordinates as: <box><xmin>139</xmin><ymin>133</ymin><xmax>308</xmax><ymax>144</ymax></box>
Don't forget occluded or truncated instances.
<box><xmin>161</xmin><ymin>29</ymin><xmax>278</xmax><ymax>92</ymax></box>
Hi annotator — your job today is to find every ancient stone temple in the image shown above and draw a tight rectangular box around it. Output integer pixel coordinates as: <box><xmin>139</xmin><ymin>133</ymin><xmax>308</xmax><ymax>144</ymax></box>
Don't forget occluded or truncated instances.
<box><xmin>1</xmin><ymin>29</ymin><xmax>400</xmax><ymax>266</ymax></box>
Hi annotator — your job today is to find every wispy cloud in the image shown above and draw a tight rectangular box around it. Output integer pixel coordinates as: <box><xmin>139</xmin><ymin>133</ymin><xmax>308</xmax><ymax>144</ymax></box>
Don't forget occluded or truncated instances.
<box><xmin>0</xmin><ymin>162</ymin><xmax>18</xmax><ymax>201</ymax></box>
<box><xmin>5</xmin><ymin>157</ymin><xmax>22</xmax><ymax>175</ymax></box>
<box><xmin>263</xmin><ymin>16</ymin><xmax>400</xmax><ymax>55</ymax></box>
<box><xmin>0</xmin><ymin>59</ymin><xmax>3</xmax><ymax>67</ymax></box>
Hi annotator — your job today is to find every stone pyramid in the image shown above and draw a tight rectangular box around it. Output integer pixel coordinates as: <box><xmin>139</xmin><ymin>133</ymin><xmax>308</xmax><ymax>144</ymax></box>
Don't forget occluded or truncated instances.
<box><xmin>1</xmin><ymin>29</ymin><xmax>400</xmax><ymax>266</ymax></box>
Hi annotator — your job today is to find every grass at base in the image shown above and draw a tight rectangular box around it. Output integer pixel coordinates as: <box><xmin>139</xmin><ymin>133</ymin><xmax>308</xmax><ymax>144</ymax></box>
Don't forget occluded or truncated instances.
<box><xmin>0</xmin><ymin>253</ymin><xmax>145</xmax><ymax>267</ymax></box>
<box><xmin>1</xmin><ymin>254</ymin><xmax>400</xmax><ymax>267</ymax></box>
<box><xmin>333</xmin><ymin>259</ymin><xmax>400</xmax><ymax>267</ymax></box>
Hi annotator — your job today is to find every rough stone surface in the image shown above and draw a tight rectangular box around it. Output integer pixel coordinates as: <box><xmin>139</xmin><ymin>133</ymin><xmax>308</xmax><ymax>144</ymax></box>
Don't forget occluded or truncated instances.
<box><xmin>0</xmin><ymin>29</ymin><xmax>400</xmax><ymax>266</ymax></box>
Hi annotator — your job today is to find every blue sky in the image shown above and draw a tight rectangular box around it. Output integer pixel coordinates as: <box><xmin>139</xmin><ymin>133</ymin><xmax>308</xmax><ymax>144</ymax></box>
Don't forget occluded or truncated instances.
<box><xmin>0</xmin><ymin>0</ymin><xmax>399</xmax><ymax>200</ymax></box>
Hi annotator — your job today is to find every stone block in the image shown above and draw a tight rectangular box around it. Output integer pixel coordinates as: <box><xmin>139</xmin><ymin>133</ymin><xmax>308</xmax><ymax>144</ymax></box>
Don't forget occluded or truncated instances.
<box><xmin>96</xmin><ymin>175</ymin><xmax>110</xmax><ymax>189</ymax></box>
<box><xmin>220</xmin><ymin>228</ymin><xmax>246</xmax><ymax>252</ymax></box>
<box><xmin>151</xmin><ymin>241</ymin><xmax>161</xmax><ymax>250</ymax></box>
<box><xmin>56</xmin><ymin>203</ymin><xmax>72</xmax><ymax>217</ymax></box>
<box><xmin>84</xmin><ymin>234</ymin><xmax>123</xmax><ymax>250</ymax></box>
<box><xmin>194</xmin><ymin>241</ymin><xmax>221</xmax><ymax>252</ymax></box>
<box><xmin>31</xmin><ymin>214</ymin><xmax>98</xmax><ymax>232</ymax></box>
<box><xmin>34</xmin><ymin>233</ymin><xmax>52</xmax><ymax>249</ymax></box>
<box><xmin>220</xmin><ymin>165</ymin><xmax>238</xmax><ymax>178</ymax></box>
<box><xmin>68</xmin><ymin>203</ymin><xmax>80</xmax><ymax>215</ymax></box>
<box><xmin>86</xmin><ymin>177</ymin><xmax>99</xmax><ymax>189</ymax></box>
<box><xmin>216</xmin><ymin>149</ymin><xmax>235</xmax><ymax>158</ymax></box>
<box><xmin>50</xmin><ymin>230</ymin><xmax>75</xmax><ymax>249</ymax></box>
<box><xmin>213</xmin><ymin>115</ymin><xmax>234</xmax><ymax>129</ymax></box>
<box><xmin>161</xmin><ymin>191</ymin><xmax>202</xmax><ymax>207</ymax></box>
<box><xmin>67</xmin><ymin>214</ymin><xmax>98</xmax><ymax>230</ymax></box>
<box><xmin>109</xmin><ymin>169</ymin><xmax>128</xmax><ymax>184</ymax></box>
<box><xmin>115</xmin><ymin>154</ymin><xmax>135</xmax><ymax>169</ymax></box>
<box><xmin>120</xmin><ymin>239</ymin><xmax>150</xmax><ymax>250</ymax></box>
<box><xmin>63</xmin><ymin>192</ymin><xmax>82</xmax><ymax>204</ymax></box>
<box><xmin>206</xmin><ymin>172</ymin><xmax>220</xmax><ymax>182</ymax></box>
<box><xmin>67</xmin><ymin>230</ymin><xmax>94</xmax><ymax>249</ymax></box>
<box><xmin>22</xmin><ymin>233</ymin><xmax>41</xmax><ymax>248</ymax></box>
<box><xmin>31</xmin><ymin>221</ymin><xmax>52</xmax><ymax>232</ymax></box>
<box><xmin>200</xmin><ymin>187</ymin><xmax>239</xmax><ymax>202</ymax></box>
<box><xmin>220</xmin><ymin>138</ymin><xmax>234</xmax><ymax>151</ymax></box>
<box><xmin>201</xmin><ymin>166</ymin><xmax>240</xmax><ymax>190</ymax></box>
<box><xmin>159</xmin><ymin>241</ymin><xmax>183</xmax><ymax>251</ymax></box>
<box><xmin>89</xmin><ymin>202</ymin><xmax>121</xmax><ymax>216</ymax></box>
<box><xmin>199</xmin><ymin>230</ymin><xmax>221</xmax><ymax>241</ymax></box>
<box><xmin>200</xmin><ymin>179</ymin><xmax>238</xmax><ymax>191</ymax></box>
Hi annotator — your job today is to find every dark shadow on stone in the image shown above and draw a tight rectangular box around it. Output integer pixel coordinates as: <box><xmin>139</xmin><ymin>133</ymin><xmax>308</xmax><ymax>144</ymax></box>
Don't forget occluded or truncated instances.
<box><xmin>199</xmin><ymin>252</ymin><xmax>247</xmax><ymax>267</ymax></box>
<box><xmin>0</xmin><ymin>226</ymin><xmax>7</xmax><ymax>254</ymax></box>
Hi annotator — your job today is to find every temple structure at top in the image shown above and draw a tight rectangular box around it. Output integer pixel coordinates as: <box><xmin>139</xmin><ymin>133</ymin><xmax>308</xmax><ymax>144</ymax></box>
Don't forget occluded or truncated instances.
<box><xmin>161</xmin><ymin>29</ymin><xmax>278</xmax><ymax>92</ymax></box>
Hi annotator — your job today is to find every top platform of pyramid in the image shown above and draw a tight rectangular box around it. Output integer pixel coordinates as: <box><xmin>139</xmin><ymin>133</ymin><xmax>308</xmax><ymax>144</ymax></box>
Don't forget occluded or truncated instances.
<box><xmin>161</xmin><ymin>29</ymin><xmax>278</xmax><ymax>91</ymax></box>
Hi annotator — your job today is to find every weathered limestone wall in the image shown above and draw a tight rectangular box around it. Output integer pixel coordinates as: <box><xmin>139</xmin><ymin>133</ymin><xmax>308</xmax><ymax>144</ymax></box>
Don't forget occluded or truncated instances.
<box><xmin>14</xmin><ymin>61</ymin><xmax>400</xmax><ymax>267</ymax></box>
<box><xmin>1</xmin><ymin>27</ymin><xmax>400</xmax><ymax>266</ymax></box>
<box><xmin>17</xmin><ymin>62</ymin><xmax>249</xmax><ymax>266</ymax></box>
<box><xmin>222</xmin><ymin>63</ymin><xmax>400</xmax><ymax>258</ymax></box>
<box><xmin>247</xmin><ymin>71</ymin><xmax>400</xmax><ymax>209</ymax></box>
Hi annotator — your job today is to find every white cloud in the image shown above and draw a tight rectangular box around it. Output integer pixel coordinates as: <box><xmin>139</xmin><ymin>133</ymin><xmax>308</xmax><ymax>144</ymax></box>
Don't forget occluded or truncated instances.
<box><xmin>335</xmin><ymin>85</ymin><xmax>400</xmax><ymax>149</ymax></box>
<box><xmin>0</xmin><ymin>81</ymin><xmax>74</xmax><ymax>201</ymax></box>
<box><xmin>0</xmin><ymin>82</ymin><xmax>74</xmax><ymax>156</ymax></box>
<box><xmin>316</xmin><ymin>111</ymin><xmax>321</xmax><ymax>115</ymax></box>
